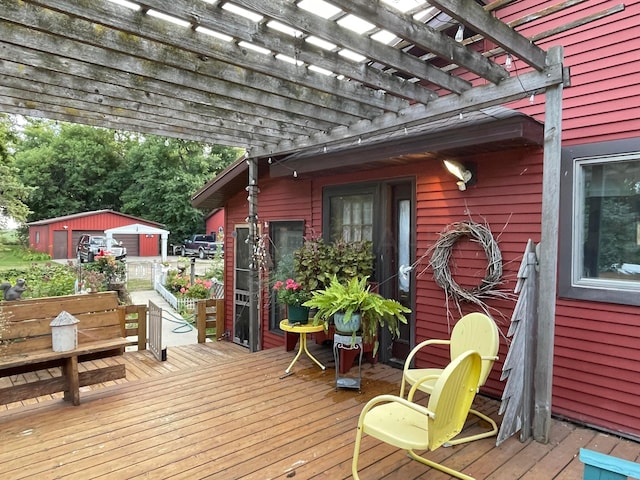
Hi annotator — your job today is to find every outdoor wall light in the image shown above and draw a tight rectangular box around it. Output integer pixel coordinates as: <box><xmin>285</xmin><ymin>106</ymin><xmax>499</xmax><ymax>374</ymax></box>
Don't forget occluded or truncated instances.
<box><xmin>443</xmin><ymin>159</ymin><xmax>476</xmax><ymax>191</ymax></box>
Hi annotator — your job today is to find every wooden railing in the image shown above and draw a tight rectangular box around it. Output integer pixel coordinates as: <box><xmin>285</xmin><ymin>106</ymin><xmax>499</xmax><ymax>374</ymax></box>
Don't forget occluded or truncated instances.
<box><xmin>119</xmin><ymin>304</ymin><xmax>147</xmax><ymax>350</ymax></box>
<box><xmin>196</xmin><ymin>299</ymin><xmax>225</xmax><ymax>343</ymax></box>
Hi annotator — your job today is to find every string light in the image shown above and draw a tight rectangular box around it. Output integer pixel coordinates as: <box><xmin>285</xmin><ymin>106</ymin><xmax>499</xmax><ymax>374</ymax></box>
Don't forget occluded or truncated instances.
<box><xmin>505</xmin><ymin>54</ymin><xmax>512</xmax><ymax>71</ymax></box>
<box><xmin>529</xmin><ymin>93</ymin><xmax>535</xmax><ymax>104</ymax></box>
<box><xmin>268</xmin><ymin>157</ymin><xmax>272</xmax><ymax>164</ymax></box>
<box><xmin>293</xmin><ymin>170</ymin><xmax>298</xmax><ymax>177</ymax></box>
<box><xmin>459</xmin><ymin>112</ymin><xmax>463</xmax><ymax>120</ymax></box>
<box><xmin>455</xmin><ymin>24</ymin><xmax>464</xmax><ymax>42</ymax></box>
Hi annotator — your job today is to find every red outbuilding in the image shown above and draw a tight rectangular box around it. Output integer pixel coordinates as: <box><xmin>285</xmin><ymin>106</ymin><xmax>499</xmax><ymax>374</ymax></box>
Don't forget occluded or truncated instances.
<box><xmin>28</xmin><ymin>210</ymin><xmax>167</xmax><ymax>259</ymax></box>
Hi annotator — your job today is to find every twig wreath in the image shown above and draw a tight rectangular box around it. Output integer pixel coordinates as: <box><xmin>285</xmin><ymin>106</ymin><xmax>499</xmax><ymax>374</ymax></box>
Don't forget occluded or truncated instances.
<box><xmin>426</xmin><ymin>220</ymin><xmax>507</xmax><ymax>315</ymax></box>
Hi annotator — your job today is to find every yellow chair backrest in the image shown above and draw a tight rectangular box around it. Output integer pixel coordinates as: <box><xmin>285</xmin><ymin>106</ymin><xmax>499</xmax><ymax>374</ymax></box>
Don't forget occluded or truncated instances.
<box><xmin>427</xmin><ymin>350</ymin><xmax>481</xmax><ymax>451</ymax></box>
<box><xmin>449</xmin><ymin>312</ymin><xmax>499</xmax><ymax>387</ymax></box>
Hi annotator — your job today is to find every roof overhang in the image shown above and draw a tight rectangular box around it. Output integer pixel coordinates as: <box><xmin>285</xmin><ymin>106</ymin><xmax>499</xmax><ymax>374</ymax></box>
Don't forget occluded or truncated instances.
<box><xmin>192</xmin><ymin>107</ymin><xmax>543</xmax><ymax>209</ymax></box>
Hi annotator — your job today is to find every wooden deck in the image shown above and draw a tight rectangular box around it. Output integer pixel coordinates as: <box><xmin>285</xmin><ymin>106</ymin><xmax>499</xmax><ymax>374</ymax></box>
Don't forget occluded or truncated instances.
<box><xmin>1</xmin><ymin>341</ymin><xmax>638</xmax><ymax>479</ymax></box>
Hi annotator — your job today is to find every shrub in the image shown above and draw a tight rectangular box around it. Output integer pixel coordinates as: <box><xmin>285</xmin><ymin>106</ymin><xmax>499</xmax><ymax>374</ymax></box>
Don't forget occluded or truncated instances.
<box><xmin>0</xmin><ymin>262</ymin><xmax>76</xmax><ymax>299</ymax></box>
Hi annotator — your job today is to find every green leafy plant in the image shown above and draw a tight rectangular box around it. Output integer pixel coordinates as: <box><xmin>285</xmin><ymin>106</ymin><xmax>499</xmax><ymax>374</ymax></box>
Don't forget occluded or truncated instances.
<box><xmin>293</xmin><ymin>237</ymin><xmax>374</xmax><ymax>291</ymax></box>
<box><xmin>304</xmin><ymin>275</ymin><xmax>410</xmax><ymax>352</ymax></box>
<box><xmin>92</xmin><ymin>254</ymin><xmax>126</xmax><ymax>283</ymax></box>
<box><xmin>165</xmin><ymin>270</ymin><xmax>190</xmax><ymax>293</ymax></box>
<box><xmin>81</xmin><ymin>270</ymin><xmax>107</xmax><ymax>293</ymax></box>
<box><xmin>1</xmin><ymin>262</ymin><xmax>76</xmax><ymax>299</ymax></box>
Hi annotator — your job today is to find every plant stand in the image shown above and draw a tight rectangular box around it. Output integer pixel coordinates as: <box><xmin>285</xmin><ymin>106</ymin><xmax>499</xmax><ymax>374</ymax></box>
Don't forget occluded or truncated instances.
<box><xmin>333</xmin><ymin>334</ymin><xmax>363</xmax><ymax>391</ymax></box>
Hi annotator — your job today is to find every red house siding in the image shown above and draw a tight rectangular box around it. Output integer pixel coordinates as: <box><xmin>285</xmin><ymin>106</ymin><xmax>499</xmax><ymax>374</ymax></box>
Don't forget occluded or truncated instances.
<box><xmin>498</xmin><ymin>0</ymin><xmax>640</xmax><ymax>439</ymax></box>
<box><xmin>222</xmin><ymin>178</ymin><xmax>313</xmax><ymax>350</ymax></box>
<box><xmin>205</xmin><ymin>209</ymin><xmax>225</xmax><ymax>240</ymax></box>
<box><xmin>217</xmin><ymin>0</ymin><xmax>640</xmax><ymax>440</ymax></box>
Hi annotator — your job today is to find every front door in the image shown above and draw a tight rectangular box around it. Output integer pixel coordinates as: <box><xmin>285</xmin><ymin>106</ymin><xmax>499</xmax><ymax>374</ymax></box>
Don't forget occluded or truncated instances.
<box><xmin>384</xmin><ymin>184</ymin><xmax>414</xmax><ymax>367</ymax></box>
<box><xmin>324</xmin><ymin>180</ymin><xmax>414</xmax><ymax>367</ymax></box>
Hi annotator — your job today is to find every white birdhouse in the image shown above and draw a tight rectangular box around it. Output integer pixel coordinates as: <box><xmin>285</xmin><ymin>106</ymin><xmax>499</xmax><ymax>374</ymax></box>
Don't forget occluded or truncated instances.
<box><xmin>50</xmin><ymin>311</ymin><xmax>80</xmax><ymax>352</ymax></box>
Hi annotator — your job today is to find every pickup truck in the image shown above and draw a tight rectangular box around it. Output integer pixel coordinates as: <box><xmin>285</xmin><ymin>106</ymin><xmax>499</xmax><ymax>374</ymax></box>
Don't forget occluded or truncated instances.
<box><xmin>181</xmin><ymin>234</ymin><xmax>222</xmax><ymax>259</ymax></box>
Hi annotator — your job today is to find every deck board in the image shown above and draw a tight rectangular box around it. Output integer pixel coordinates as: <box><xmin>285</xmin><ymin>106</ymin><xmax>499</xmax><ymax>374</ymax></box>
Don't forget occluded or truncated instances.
<box><xmin>1</xmin><ymin>340</ymin><xmax>638</xmax><ymax>479</ymax></box>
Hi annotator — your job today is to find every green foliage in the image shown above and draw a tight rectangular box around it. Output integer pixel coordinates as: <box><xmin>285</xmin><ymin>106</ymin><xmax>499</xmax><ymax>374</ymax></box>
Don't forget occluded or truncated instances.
<box><xmin>183</xmin><ymin>278</ymin><xmax>214</xmax><ymax>299</ymax></box>
<box><xmin>164</xmin><ymin>269</ymin><xmax>213</xmax><ymax>299</ymax></box>
<box><xmin>0</xmin><ymin>262</ymin><xmax>76</xmax><ymax>299</ymax></box>
<box><xmin>8</xmin><ymin>117</ymin><xmax>242</xmax><ymax>241</ymax></box>
<box><xmin>0</xmin><ymin>115</ymin><xmax>32</xmax><ymax>225</ymax></box>
<box><xmin>0</xmin><ymin>244</ymin><xmax>50</xmax><ymax>269</ymax></box>
<box><xmin>203</xmin><ymin>250</ymin><xmax>224</xmax><ymax>282</ymax></box>
<box><xmin>293</xmin><ymin>237</ymin><xmax>374</xmax><ymax>291</ymax></box>
<box><xmin>14</xmin><ymin>121</ymin><xmax>124</xmax><ymax>220</ymax></box>
<box><xmin>81</xmin><ymin>255</ymin><xmax>126</xmax><ymax>289</ymax></box>
<box><xmin>165</xmin><ymin>269</ymin><xmax>190</xmax><ymax>293</ymax></box>
<box><xmin>304</xmin><ymin>275</ymin><xmax>410</xmax><ymax>350</ymax></box>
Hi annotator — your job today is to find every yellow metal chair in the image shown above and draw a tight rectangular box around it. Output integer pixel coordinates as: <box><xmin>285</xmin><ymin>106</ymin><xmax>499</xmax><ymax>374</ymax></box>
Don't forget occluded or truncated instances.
<box><xmin>352</xmin><ymin>350</ymin><xmax>482</xmax><ymax>480</ymax></box>
<box><xmin>399</xmin><ymin>312</ymin><xmax>500</xmax><ymax>444</ymax></box>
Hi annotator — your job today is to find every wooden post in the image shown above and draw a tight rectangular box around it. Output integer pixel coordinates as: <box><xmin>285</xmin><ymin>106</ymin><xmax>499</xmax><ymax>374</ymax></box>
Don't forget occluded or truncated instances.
<box><xmin>534</xmin><ymin>46</ymin><xmax>567</xmax><ymax>443</ymax></box>
<box><xmin>215</xmin><ymin>299</ymin><xmax>225</xmax><ymax>341</ymax></box>
<box><xmin>248</xmin><ymin>156</ymin><xmax>260</xmax><ymax>352</ymax></box>
<box><xmin>197</xmin><ymin>300</ymin><xmax>207</xmax><ymax>344</ymax></box>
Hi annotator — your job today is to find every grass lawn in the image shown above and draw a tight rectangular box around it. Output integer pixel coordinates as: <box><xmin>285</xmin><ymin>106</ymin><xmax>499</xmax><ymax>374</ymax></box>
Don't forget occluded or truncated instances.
<box><xmin>0</xmin><ymin>243</ymin><xmax>52</xmax><ymax>270</ymax></box>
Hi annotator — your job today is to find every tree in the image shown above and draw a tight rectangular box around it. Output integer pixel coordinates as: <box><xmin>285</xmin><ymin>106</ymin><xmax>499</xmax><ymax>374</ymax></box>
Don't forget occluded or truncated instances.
<box><xmin>118</xmin><ymin>135</ymin><xmax>242</xmax><ymax>244</ymax></box>
<box><xmin>14</xmin><ymin>120</ymin><xmax>124</xmax><ymax>221</ymax></box>
<box><xmin>0</xmin><ymin>115</ymin><xmax>32</xmax><ymax>227</ymax></box>
<box><xmin>12</xmin><ymin>118</ymin><xmax>242</xmax><ymax>242</ymax></box>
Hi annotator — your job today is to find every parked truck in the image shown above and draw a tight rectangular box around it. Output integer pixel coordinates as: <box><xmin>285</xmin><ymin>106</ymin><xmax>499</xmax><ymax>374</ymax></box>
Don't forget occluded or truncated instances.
<box><xmin>181</xmin><ymin>234</ymin><xmax>222</xmax><ymax>259</ymax></box>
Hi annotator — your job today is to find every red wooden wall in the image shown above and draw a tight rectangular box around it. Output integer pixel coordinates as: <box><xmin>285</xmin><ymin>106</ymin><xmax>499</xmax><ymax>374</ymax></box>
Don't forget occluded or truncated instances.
<box><xmin>218</xmin><ymin>0</ymin><xmax>640</xmax><ymax>440</ymax></box>
<box><xmin>29</xmin><ymin>210</ymin><xmax>162</xmax><ymax>258</ymax></box>
<box><xmin>498</xmin><ymin>0</ymin><xmax>640</xmax><ymax>439</ymax></box>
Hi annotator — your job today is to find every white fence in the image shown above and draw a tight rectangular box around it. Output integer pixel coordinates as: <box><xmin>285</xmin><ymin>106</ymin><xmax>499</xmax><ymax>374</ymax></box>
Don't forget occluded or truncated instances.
<box><xmin>152</xmin><ymin>262</ymin><xmax>223</xmax><ymax>313</ymax></box>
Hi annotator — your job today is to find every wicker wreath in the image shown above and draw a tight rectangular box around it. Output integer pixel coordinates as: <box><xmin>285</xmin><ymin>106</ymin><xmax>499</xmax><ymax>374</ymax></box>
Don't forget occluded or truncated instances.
<box><xmin>429</xmin><ymin>221</ymin><xmax>503</xmax><ymax>305</ymax></box>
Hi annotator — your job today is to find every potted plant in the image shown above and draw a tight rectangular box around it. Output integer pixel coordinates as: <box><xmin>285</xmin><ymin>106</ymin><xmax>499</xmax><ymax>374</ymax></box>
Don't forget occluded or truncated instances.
<box><xmin>293</xmin><ymin>237</ymin><xmax>374</xmax><ymax>291</ymax></box>
<box><xmin>303</xmin><ymin>275</ymin><xmax>410</xmax><ymax>354</ymax></box>
<box><xmin>273</xmin><ymin>278</ymin><xmax>313</xmax><ymax>324</ymax></box>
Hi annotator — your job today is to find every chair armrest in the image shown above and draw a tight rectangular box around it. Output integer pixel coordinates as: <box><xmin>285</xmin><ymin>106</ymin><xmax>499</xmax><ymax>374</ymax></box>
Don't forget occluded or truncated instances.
<box><xmin>404</xmin><ymin>339</ymin><xmax>451</xmax><ymax>372</ymax></box>
<box><xmin>358</xmin><ymin>394</ymin><xmax>435</xmax><ymax>425</ymax></box>
<box><xmin>407</xmin><ymin>374</ymin><xmax>441</xmax><ymax>401</ymax></box>
<box><xmin>481</xmin><ymin>355</ymin><xmax>499</xmax><ymax>361</ymax></box>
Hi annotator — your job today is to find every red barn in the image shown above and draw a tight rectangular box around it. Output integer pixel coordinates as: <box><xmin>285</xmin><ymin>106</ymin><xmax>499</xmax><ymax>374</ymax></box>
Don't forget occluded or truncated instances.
<box><xmin>191</xmin><ymin>0</ymin><xmax>640</xmax><ymax>442</ymax></box>
<box><xmin>28</xmin><ymin>210</ymin><xmax>166</xmax><ymax>259</ymax></box>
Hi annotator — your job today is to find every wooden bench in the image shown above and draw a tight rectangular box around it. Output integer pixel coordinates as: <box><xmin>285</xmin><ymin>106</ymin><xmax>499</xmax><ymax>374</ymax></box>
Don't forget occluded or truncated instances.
<box><xmin>580</xmin><ymin>448</ymin><xmax>640</xmax><ymax>480</ymax></box>
<box><xmin>0</xmin><ymin>291</ymin><xmax>128</xmax><ymax>406</ymax></box>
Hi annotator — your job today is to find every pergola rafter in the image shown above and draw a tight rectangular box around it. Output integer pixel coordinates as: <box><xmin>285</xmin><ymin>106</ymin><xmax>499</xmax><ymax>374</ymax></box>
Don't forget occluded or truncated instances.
<box><xmin>0</xmin><ymin>0</ymin><xmax>579</xmax><ymax>158</ymax></box>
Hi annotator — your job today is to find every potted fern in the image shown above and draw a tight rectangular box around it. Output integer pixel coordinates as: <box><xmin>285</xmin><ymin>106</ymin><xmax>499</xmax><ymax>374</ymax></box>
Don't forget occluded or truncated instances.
<box><xmin>303</xmin><ymin>275</ymin><xmax>410</xmax><ymax>354</ymax></box>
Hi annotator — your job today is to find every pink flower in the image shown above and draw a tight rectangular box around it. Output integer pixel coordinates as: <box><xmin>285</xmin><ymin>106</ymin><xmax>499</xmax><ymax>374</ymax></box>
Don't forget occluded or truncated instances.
<box><xmin>180</xmin><ymin>287</ymin><xmax>186</xmax><ymax>293</ymax></box>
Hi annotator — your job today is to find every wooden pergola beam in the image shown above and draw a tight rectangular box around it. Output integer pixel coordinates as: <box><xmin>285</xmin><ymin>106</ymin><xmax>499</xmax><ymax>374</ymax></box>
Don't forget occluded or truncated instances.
<box><xmin>430</xmin><ymin>0</ymin><xmax>548</xmax><ymax>70</ymax></box>
<box><xmin>329</xmin><ymin>0</ymin><xmax>509</xmax><ymax>85</ymax></box>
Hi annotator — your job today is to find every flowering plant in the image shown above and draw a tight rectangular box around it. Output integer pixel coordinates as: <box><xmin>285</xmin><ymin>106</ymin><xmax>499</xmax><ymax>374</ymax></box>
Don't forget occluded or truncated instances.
<box><xmin>181</xmin><ymin>278</ymin><xmax>213</xmax><ymax>299</ymax></box>
<box><xmin>273</xmin><ymin>278</ymin><xmax>312</xmax><ymax>306</ymax></box>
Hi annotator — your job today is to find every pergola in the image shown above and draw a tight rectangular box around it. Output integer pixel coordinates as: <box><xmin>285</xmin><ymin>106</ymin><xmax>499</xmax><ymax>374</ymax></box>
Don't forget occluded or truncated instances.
<box><xmin>4</xmin><ymin>0</ymin><xmax>610</xmax><ymax>444</ymax></box>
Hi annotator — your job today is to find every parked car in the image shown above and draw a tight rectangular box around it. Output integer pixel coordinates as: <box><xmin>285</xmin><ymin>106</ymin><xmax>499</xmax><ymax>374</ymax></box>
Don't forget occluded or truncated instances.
<box><xmin>181</xmin><ymin>234</ymin><xmax>222</xmax><ymax>259</ymax></box>
<box><xmin>77</xmin><ymin>234</ymin><xmax>127</xmax><ymax>263</ymax></box>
